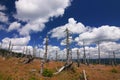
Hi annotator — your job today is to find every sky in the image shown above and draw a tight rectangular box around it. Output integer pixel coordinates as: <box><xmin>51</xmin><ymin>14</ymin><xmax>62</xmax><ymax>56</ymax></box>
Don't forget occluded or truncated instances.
<box><xmin>0</xmin><ymin>0</ymin><xmax>120</xmax><ymax>59</ymax></box>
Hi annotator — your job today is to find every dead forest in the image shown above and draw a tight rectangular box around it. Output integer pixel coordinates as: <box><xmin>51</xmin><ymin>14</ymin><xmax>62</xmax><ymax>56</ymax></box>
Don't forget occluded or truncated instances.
<box><xmin>0</xmin><ymin>28</ymin><xmax>120</xmax><ymax>80</ymax></box>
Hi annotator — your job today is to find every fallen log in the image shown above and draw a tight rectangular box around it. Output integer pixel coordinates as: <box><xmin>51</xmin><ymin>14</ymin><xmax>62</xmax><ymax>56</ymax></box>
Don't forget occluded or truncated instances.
<box><xmin>23</xmin><ymin>57</ymin><xmax>34</xmax><ymax>64</ymax></box>
<box><xmin>83</xmin><ymin>70</ymin><xmax>87</xmax><ymax>80</ymax></box>
<box><xmin>53</xmin><ymin>61</ymin><xmax>73</xmax><ymax>75</ymax></box>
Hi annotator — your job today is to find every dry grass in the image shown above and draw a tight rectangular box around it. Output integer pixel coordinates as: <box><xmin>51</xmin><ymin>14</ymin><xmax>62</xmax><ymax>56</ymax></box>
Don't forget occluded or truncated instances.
<box><xmin>0</xmin><ymin>56</ymin><xmax>120</xmax><ymax>80</ymax></box>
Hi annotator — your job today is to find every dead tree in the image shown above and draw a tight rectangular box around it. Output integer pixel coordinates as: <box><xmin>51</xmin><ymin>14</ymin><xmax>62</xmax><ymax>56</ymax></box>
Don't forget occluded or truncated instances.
<box><xmin>97</xmin><ymin>41</ymin><xmax>101</xmax><ymax>64</ymax></box>
<box><xmin>65</xmin><ymin>28</ymin><xmax>70</xmax><ymax>63</ymax></box>
<box><xmin>113</xmin><ymin>51</ymin><xmax>117</xmax><ymax>66</ymax></box>
<box><xmin>77</xmin><ymin>49</ymin><xmax>80</xmax><ymax>67</ymax></box>
<box><xmin>70</xmin><ymin>50</ymin><xmax>72</xmax><ymax>61</ymax></box>
<box><xmin>44</xmin><ymin>35</ymin><xmax>48</xmax><ymax>62</ymax></box>
<box><xmin>33</xmin><ymin>47</ymin><xmax>36</xmax><ymax>58</ymax></box>
<box><xmin>9</xmin><ymin>44</ymin><xmax>13</xmax><ymax>57</ymax></box>
<box><xmin>7</xmin><ymin>41</ymin><xmax>12</xmax><ymax>57</ymax></box>
<box><xmin>83</xmin><ymin>40</ymin><xmax>87</xmax><ymax>65</ymax></box>
<box><xmin>55</xmin><ymin>51</ymin><xmax>58</xmax><ymax>61</ymax></box>
<box><xmin>39</xmin><ymin>50</ymin><xmax>41</xmax><ymax>59</ymax></box>
<box><xmin>0</xmin><ymin>43</ymin><xmax>2</xmax><ymax>49</ymax></box>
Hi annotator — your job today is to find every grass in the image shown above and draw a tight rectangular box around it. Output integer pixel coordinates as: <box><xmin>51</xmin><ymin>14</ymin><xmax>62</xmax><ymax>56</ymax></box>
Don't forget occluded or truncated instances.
<box><xmin>0</xmin><ymin>57</ymin><xmax>120</xmax><ymax>80</ymax></box>
<box><xmin>110</xmin><ymin>68</ymin><xmax>118</xmax><ymax>73</ymax></box>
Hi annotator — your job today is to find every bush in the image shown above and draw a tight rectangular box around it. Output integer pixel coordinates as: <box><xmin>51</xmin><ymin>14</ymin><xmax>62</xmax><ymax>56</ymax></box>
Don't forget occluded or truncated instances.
<box><xmin>110</xmin><ymin>68</ymin><xmax>118</xmax><ymax>73</ymax></box>
<box><xmin>29</xmin><ymin>77</ymin><xmax>37</xmax><ymax>80</ymax></box>
<box><xmin>42</xmin><ymin>69</ymin><xmax>53</xmax><ymax>77</ymax></box>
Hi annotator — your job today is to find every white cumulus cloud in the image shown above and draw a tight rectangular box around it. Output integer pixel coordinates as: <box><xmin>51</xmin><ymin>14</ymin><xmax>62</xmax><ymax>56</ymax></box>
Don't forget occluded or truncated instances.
<box><xmin>75</xmin><ymin>25</ymin><xmax>120</xmax><ymax>45</ymax></box>
<box><xmin>8</xmin><ymin>22</ymin><xmax>21</xmax><ymax>31</ymax></box>
<box><xmin>50</xmin><ymin>18</ymin><xmax>87</xmax><ymax>39</ymax></box>
<box><xmin>15</xmin><ymin>0</ymin><xmax>72</xmax><ymax>36</ymax></box>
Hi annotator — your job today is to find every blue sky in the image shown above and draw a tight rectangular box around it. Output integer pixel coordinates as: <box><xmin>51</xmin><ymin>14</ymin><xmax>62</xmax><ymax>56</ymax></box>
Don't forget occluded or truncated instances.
<box><xmin>0</xmin><ymin>0</ymin><xmax>120</xmax><ymax>59</ymax></box>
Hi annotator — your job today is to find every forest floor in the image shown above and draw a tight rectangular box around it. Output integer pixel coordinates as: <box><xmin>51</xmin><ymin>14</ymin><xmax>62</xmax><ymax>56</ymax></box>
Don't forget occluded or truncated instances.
<box><xmin>0</xmin><ymin>56</ymin><xmax>120</xmax><ymax>80</ymax></box>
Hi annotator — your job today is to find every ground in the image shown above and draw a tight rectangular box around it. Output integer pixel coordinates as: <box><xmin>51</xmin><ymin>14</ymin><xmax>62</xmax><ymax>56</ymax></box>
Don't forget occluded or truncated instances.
<box><xmin>0</xmin><ymin>56</ymin><xmax>120</xmax><ymax>80</ymax></box>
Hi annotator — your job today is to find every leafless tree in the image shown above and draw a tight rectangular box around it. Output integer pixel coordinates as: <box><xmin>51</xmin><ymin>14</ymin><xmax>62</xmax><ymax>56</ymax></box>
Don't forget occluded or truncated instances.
<box><xmin>55</xmin><ymin>51</ymin><xmax>58</xmax><ymax>61</ymax></box>
<box><xmin>77</xmin><ymin>49</ymin><xmax>80</xmax><ymax>67</ymax></box>
<box><xmin>97</xmin><ymin>41</ymin><xmax>101</xmax><ymax>64</ymax></box>
<box><xmin>65</xmin><ymin>28</ymin><xmax>70</xmax><ymax>63</ymax></box>
<box><xmin>112</xmin><ymin>51</ymin><xmax>117</xmax><ymax>66</ymax></box>
<box><xmin>44</xmin><ymin>35</ymin><xmax>48</xmax><ymax>62</ymax></box>
<box><xmin>83</xmin><ymin>40</ymin><xmax>87</xmax><ymax>65</ymax></box>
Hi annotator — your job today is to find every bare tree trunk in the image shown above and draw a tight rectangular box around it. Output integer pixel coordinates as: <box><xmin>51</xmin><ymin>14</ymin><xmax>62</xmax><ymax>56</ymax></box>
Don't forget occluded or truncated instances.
<box><xmin>66</xmin><ymin>28</ymin><xmax>70</xmax><ymax>63</ymax></box>
<box><xmin>97</xmin><ymin>41</ymin><xmax>101</xmax><ymax>64</ymax></box>
<box><xmin>33</xmin><ymin>47</ymin><xmax>36</xmax><ymax>58</ymax></box>
<box><xmin>9</xmin><ymin>44</ymin><xmax>13</xmax><ymax>57</ymax></box>
<box><xmin>7</xmin><ymin>41</ymin><xmax>12</xmax><ymax>57</ymax></box>
<box><xmin>83</xmin><ymin>70</ymin><xmax>87</xmax><ymax>80</ymax></box>
<box><xmin>77</xmin><ymin>49</ymin><xmax>80</xmax><ymax>67</ymax></box>
<box><xmin>39</xmin><ymin>50</ymin><xmax>40</xmax><ymax>59</ymax></box>
<box><xmin>83</xmin><ymin>40</ymin><xmax>87</xmax><ymax>65</ymax></box>
<box><xmin>44</xmin><ymin>35</ymin><xmax>48</xmax><ymax>62</ymax></box>
<box><xmin>70</xmin><ymin>50</ymin><xmax>72</xmax><ymax>61</ymax></box>
<box><xmin>113</xmin><ymin>51</ymin><xmax>117</xmax><ymax>66</ymax></box>
<box><xmin>40</xmin><ymin>60</ymin><xmax>44</xmax><ymax>74</ymax></box>
<box><xmin>0</xmin><ymin>43</ymin><xmax>2</xmax><ymax>49</ymax></box>
<box><xmin>55</xmin><ymin>51</ymin><xmax>58</xmax><ymax>61</ymax></box>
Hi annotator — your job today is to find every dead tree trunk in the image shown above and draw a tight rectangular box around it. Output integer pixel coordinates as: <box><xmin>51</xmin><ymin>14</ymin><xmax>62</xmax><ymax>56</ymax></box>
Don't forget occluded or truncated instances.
<box><xmin>9</xmin><ymin>44</ymin><xmax>13</xmax><ymax>57</ymax></box>
<box><xmin>66</xmin><ymin>28</ymin><xmax>69</xmax><ymax>61</ymax></box>
<box><xmin>44</xmin><ymin>35</ymin><xmax>48</xmax><ymax>62</ymax></box>
<box><xmin>113</xmin><ymin>51</ymin><xmax>117</xmax><ymax>66</ymax></box>
<box><xmin>70</xmin><ymin>50</ymin><xmax>72</xmax><ymax>61</ymax></box>
<box><xmin>83</xmin><ymin>70</ymin><xmax>87</xmax><ymax>80</ymax></box>
<box><xmin>65</xmin><ymin>28</ymin><xmax>70</xmax><ymax>64</ymax></box>
<box><xmin>83</xmin><ymin>40</ymin><xmax>87</xmax><ymax>65</ymax></box>
<box><xmin>97</xmin><ymin>41</ymin><xmax>101</xmax><ymax>64</ymax></box>
<box><xmin>77</xmin><ymin>49</ymin><xmax>80</xmax><ymax>67</ymax></box>
<box><xmin>0</xmin><ymin>43</ymin><xmax>2</xmax><ymax>49</ymax></box>
<box><xmin>40</xmin><ymin>60</ymin><xmax>44</xmax><ymax>74</ymax></box>
<box><xmin>7</xmin><ymin>41</ymin><xmax>12</xmax><ymax>57</ymax></box>
<box><xmin>33</xmin><ymin>47</ymin><xmax>36</xmax><ymax>58</ymax></box>
<box><xmin>55</xmin><ymin>51</ymin><xmax>58</xmax><ymax>61</ymax></box>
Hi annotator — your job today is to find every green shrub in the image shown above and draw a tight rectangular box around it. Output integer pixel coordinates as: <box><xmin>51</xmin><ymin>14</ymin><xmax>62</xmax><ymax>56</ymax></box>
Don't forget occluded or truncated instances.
<box><xmin>42</xmin><ymin>69</ymin><xmax>53</xmax><ymax>77</ymax></box>
<box><xmin>110</xmin><ymin>68</ymin><xmax>118</xmax><ymax>73</ymax></box>
<box><xmin>29</xmin><ymin>77</ymin><xmax>37</xmax><ymax>80</ymax></box>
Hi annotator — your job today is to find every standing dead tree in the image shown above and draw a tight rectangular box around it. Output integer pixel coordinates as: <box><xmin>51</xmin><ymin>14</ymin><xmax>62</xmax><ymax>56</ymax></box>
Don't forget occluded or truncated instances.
<box><xmin>97</xmin><ymin>41</ymin><xmax>101</xmax><ymax>64</ymax></box>
<box><xmin>112</xmin><ymin>51</ymin><xmax>117</xmax><ymax>66</ymax></box>
<box><xmin>83</xmin><ymin>40</ymin><xmax>87</xmax><ymax>65</ymax></box>
<box><xmin>77</xmin><ymin>49</ymin><xmax>80</xmax><ymax>67</ymax></box>
<box><xmin>33</xmin><ymin>47</ymin><xmax>36</xmax><ymax>58</ymax></box>
<box><xmin>44</xmin><ymin>35</ymin><xmax>48</xmax><ymax>62</ymax></box>
<box><xmin>53</xmin><ymin>28</ymin><xmax>73</xmax><ymax>74</ymax></box>
<box><xmin>55</xmin><ymin>51</ymin><xmax>58</xmax><ymax>61</ymax></box>
<box><xmin>0</xmin><ymin>44</ymin><xmax>1</xmax><ymax>49</ymax></box>
<box><xmin>70</xmin><ymin>50</ymin><xmax>72</xmax><ymax>61</ymax></box>
<box><xmin>7</xmin><ymin>41</ymin><xmax>13</xmax><ymax>57</ymax></box>
<box><xmin>65</xmin><ymin>28</ymin><xmax>70</xmax><ymax>63</ymax></box>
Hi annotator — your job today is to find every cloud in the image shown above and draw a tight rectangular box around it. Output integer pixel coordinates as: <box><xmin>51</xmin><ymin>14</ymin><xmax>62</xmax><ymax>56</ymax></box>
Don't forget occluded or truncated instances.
<box><xmin>1</xmin><ymin>36</ymin><xmax>31</xmax><ymax>53</ymax></box>
<box><xmin>8</xmin><ymin>22</ymin><xmax>21</xmax><ymax>31</ymax></box>
<box><xmin>75</xmin><ymin>25</ymin><xmax>120</xmax><ymax>45</ymax></box>
<box><xmin>15</xmin><ymin>0</ymin><xmax>72</xmax><ymax>36</ymax></box>
<box><xmin>0</xmin><ymin>12</ymin><xmax>8</xmax><ymax>23</ymax></box>
<box><xmin>19</xmin><ymin>23</ymin><xmax>45</xmax><ymax>36</ymax></box>
<box><xmin>2</xmin><ymin>36</ymin><xmax>30</xmax><ymax>46</ymax></box>
<box><xmin>0</xmin><ymin>5</ymin><xmax>6</xmax><ymax>10</ymax></box>
<box><xmin>50</xmin><ymin>18</ymin><xmax>86</xmax><ymax>39</ymax></box>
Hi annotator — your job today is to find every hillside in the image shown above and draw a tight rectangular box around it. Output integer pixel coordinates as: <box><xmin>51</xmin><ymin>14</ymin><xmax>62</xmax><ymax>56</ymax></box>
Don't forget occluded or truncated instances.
<box><xmin>0</xmin><ymin>56</ymin><xmax>120</xmax><ymax>80</ymax></box>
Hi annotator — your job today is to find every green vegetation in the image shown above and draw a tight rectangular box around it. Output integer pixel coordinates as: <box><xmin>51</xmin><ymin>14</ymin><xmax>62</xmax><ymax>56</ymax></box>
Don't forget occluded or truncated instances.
<box><xmin>29</xmin><ymin>77</ymin><xmax>38</xmax><ymax>80</ymax></box>
<box><xmin>110</xmin><ymin>68</ymin><xmax>118</xmax><ymax>73</ymax></box>
<box><xmin>42</xmin><ymin>69</ymin><xmax>53</xmax><ymax>77</ymax></box>
<box><xmin>0</xmin><ymin>73</ymin><xmax>13</xmax><ymax>80</ymax></box>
